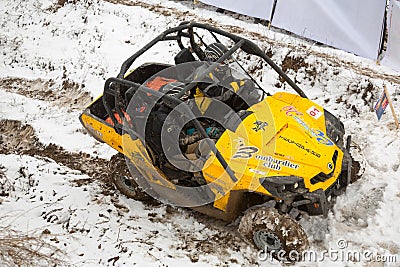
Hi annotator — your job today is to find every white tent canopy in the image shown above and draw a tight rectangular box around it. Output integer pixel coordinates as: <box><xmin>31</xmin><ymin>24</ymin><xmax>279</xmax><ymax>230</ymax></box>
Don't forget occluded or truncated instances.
<box><xmin>199</xmin><ymin>0</ymin><xmax>387</xmax><ymax>60</ymax></box>
<box><xmin>382</xmin><ymin>0</ymin><xmax>400</xmax><ymax>72</ymax></box>
<box><xmin>199</xmin><ymin>0</ymin><xmax>274</xmax><ymax>20</ymax></box>
<box><xmin>272</xmin><ymin>0</ymin><xmax>386</xmax><ymax>60</ymax></box>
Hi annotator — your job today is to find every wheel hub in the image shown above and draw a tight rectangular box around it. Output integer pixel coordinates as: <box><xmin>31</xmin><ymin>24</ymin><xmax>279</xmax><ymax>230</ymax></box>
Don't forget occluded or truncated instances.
<box><xmin>253</xmin><ymin>230</ymin><xmax>282</xmax><ymax>251</ymax></box>
<box><xmin>119</xmin><ymin>176</ymin><xmax>136</xmax><ymax>191</ymax></box>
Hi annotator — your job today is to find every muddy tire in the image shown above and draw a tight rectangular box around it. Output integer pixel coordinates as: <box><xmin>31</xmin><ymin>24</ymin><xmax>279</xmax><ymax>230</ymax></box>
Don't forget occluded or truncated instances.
<box><xmin>238</xmin><ymin>207</ymin><xmax>308</xmax><ymax>261</ymax></box>
<box><xmin>113</xmin><ymin>175</ymin><xmax>138</xmax><ymax>198</ymax></box>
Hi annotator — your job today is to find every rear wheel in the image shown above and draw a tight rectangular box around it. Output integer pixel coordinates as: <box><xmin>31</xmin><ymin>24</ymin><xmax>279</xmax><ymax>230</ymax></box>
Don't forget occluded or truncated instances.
<box><xmin>238</xmin><ymin>207</ymin><xmax>308</xmax><ymax>261</ymax></box>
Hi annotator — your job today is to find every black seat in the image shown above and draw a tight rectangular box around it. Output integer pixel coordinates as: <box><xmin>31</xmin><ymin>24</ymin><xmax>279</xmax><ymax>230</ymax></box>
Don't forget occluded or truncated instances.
<box><xmin>174</xmin><ymin>48</ymin><xmax>196</xmax><ymax>65</ymax></box>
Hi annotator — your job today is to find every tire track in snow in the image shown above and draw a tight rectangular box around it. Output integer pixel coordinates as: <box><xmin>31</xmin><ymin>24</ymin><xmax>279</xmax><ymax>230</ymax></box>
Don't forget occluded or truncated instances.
<box><xmin>0</xmin><ymin>119</ymin><xmax>149</xmax><ymax>201</ymax></box>
<box><xmin>0</xmin><ymin>77</ymin><xmax>93</xmax><ymax>112</ymax></box>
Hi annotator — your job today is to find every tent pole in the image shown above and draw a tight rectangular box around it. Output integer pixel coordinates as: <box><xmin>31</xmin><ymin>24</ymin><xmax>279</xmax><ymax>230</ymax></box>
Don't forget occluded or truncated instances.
<box><xmin>268</xmin><ymin>0</ymin><xmax>278</xmax><ymax>30</ymax></box>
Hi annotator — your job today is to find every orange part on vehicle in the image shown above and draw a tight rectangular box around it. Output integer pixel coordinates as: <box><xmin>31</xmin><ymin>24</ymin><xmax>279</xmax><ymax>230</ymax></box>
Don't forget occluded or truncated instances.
<box><xmin>105</xmin><ymin>110</ymin><xmax>132</xmax><ymax>126</ymax></box>
<box><xmin>145</xmin><ymin>76</ymin><xmax>177</xmax><ymax>95</ymax></box>
<box><xmin>106</xmin><ymin>76</ymin><xmax>176</xmax><ymax>126</ymax></box>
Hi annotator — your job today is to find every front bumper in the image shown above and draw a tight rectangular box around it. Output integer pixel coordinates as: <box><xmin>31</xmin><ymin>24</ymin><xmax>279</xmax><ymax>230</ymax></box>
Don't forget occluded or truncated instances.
<box><xmin>259</xmin><ymin>137</ymin><xmax>352</xmax><ymax>216</ymax></box>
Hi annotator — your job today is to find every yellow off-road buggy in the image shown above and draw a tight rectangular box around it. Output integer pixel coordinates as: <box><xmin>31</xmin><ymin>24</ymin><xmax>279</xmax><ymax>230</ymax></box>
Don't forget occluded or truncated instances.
<box><xmin>80</xmin><ymin>22</ymin><xmax>354</xmax><ymax>259</ymax></box>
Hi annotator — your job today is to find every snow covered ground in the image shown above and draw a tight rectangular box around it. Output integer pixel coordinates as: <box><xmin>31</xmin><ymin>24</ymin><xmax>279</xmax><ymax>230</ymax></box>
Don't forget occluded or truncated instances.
<box><xmin>0</xmin><ymin>0</ymin><xmax>400</xmax><ymax>266</ymax></box>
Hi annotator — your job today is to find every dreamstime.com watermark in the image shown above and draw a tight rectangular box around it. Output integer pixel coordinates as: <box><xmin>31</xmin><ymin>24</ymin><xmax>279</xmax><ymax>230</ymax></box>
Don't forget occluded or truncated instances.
<box><xmin>257</xmin><ymin>239</ymin><xmax>398</xmax><ymax>263</ymax></box>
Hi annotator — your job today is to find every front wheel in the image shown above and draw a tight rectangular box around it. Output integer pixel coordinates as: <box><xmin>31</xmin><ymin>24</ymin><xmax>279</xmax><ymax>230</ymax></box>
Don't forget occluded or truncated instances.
<box><xmin>113</xmin><ymin>175</ymin><xmax>138</xmax><ymax>198</ymax></box>
<box><xmin>238</xmin><ymin>207</ymin><xmax>308</xmax><ymax>261</ymax></box>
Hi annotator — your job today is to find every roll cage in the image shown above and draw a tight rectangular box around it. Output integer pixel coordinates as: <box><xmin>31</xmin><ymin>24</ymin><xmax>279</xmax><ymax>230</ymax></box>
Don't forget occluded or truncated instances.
<box><xmin>102</xmin><ymin>21</ymin><xmax>308</xmax><ymax>184</ymax></box>
<box><xmin>117</xmin><ymin>21</ymin><xmax>306</xmax><ymax>97</ymax></box>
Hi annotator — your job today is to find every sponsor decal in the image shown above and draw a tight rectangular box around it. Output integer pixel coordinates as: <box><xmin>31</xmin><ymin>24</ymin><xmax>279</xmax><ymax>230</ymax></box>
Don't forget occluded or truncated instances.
<box><xmin>281</xmin><ymin>106</ymin><xmax>333</xmax><ymax>146</ymax></box>
<box><xmin>279</xmin><ymin>136</ymin><xmax>321</xmax><ymax>158</ymax></box>
<box><xmin>84</xmin><ymin>122</ymin><xmax>103</xmax><ymax>139</ymax></box>
<box><xmin>252</xmin><ymin>120</ymin><xmax>269</xmax><ymax>132</ymax></box>
<box><xmin>255</xmin><ymin>155</ymin><xmax>299</xmax><ymax>171</ymax></box>
<box><xmin>306</xmin><ymin>106</ymin><xmax>323</xmax><ymax>119</ymax></box>
<box><xmin>282</xmin><ymin>105</ymin><xmax>303</xmax><ymax>116</ymax></box>
<box><xmin>232</xmin><ymin>138</ymin><xmax>300</xmax><ymax>171</ymax></box>
<box><xmin>249</xmin><ymin>168</ymin><xmax>266</xmax><ymax>175</ymax></box>
<box><xmin>292</xmin><ymin>116</ymin><xmax>333</xmax><ymax>146</ymax></box>
<box><xmin>233</xmin><ymin>138</ymin><xmax>259</xmax><ymax>159</ymax></box>
<box><xmin>234</xmin><ymin>137</ymin><xmax>245</xmax><ymax>148</ymax></box>
<box><xmin>93</xmin><ymin>129</ymin><xmax>103</xmax><ymax>138</ymax></box>
<box><xmin>233</xmin><ymin>146</ymin><xmax>259</xmax><ymax>159</ymax></box>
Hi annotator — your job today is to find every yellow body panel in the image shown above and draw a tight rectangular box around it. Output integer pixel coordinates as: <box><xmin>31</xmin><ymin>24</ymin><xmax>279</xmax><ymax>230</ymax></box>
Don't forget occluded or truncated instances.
<box><xmin>201</xmin><ymin>92</ymin><xmax>343</xmax><ymax>210</ymax></box>
<box><xmin>80</xmin><ymin>112</ymin><xmax>176</xmax><ymax>190</ymax></box>
<box><xmin>80</xmin><ymin>113</ymin><xmax>124</xmax><ymax>154</ymax></box>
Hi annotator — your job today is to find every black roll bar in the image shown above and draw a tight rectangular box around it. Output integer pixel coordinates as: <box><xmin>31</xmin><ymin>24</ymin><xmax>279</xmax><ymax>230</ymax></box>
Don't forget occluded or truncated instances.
<box><xmin>116</xmin><ymin>22</ymin><xmax>307</xmax><ymax>98</ymax></box>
